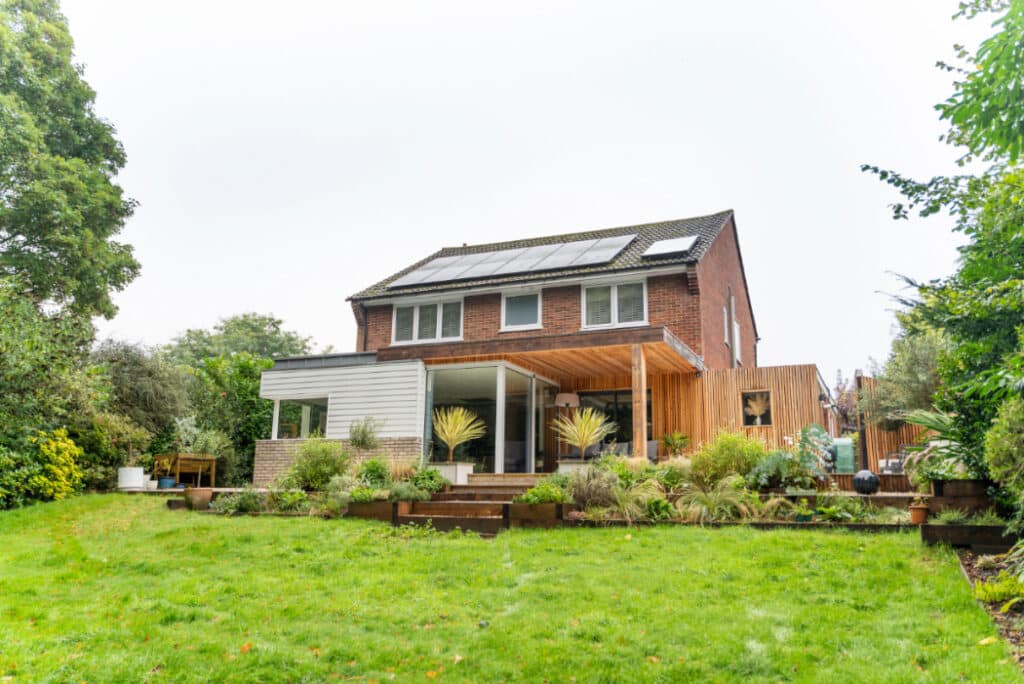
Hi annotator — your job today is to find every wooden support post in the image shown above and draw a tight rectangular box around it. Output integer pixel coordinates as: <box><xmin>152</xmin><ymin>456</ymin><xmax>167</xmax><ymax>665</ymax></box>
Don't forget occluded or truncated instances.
<box><xmin>632</xmin><ymin>344</ymin><xmax>647</xmax><ymax>461</ymax></box>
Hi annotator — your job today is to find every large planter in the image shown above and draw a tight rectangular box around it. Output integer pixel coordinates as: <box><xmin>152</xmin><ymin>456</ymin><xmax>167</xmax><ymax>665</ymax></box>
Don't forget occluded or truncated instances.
<box><xmin>556</xmin><ymin>460</ymin><xmax>589</xmax><ymax>475</ymax></box>
<box><xmin>931</xmin><ymin>479</ymin><xmax>989</xmax><ymax>498</ymax></box>
<box><xmin>921</xmin><ymin>524</ymin><xmax>1020</xmax><ymax>553</ymax></box>
<box><xmin>430</xmin><ymin>462</ymin><xmax>474</xmax><ymax>486</ymax></box>
<box><xmin>184</xmin><ymin>487</ymin><xmax>213</xmax><ymax>511</ymax></box>
<box><xmin>346</xmin><ymin>501</ymin><xmax>394</xmax><ymax>522</ymax></box>
<box><xmin>117</xmin><ymin>467</ymin><xmax>145</xmax><ymax>491</ymax></box>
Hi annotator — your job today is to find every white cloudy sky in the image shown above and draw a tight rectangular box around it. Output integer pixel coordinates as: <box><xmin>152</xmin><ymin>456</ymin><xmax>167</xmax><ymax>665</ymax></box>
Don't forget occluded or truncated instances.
<box><xmin>63</xmin><ymin>1</ymin><xmax>991</xmax><ymax>382</ymax></box>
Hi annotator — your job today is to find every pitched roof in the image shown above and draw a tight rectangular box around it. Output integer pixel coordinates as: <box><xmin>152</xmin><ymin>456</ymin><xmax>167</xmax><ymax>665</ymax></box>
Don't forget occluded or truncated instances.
<box><xmin>349</xmin><ymin>209</ymin><xmax>733</xmax><ymax>300</ymax></box>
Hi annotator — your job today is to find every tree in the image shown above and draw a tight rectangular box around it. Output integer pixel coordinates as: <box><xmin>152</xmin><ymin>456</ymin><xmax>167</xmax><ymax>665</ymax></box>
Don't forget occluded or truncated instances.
<box><xmin>0</xmin><ymin>278</ymin><xmax>94</xmax><ymax>442</ymax></box>
<box><xmin>863</xmin><ymin>1</ymin><xmax>1024</xmax><ymax>458</ymax></box>
<box><xmin>166</xmin><ymin>313</ymin><xmax>312</xmax><ymax>367</ymax></box>
<box><xmin>859</xmin><ymin>328</ymin><xmax>950</xmax><ymax>428</ymax></box>
<box><xmin>90</xmin><ymin>340</ymin><xmax>189</xmax><ymax>436</ymax></box>
<box><xmin>0</xmin><ymin>1</ymin><xmax>138</xmax><ymax>318</ymax></box>
<box><xmin>187</xmin><ymin>353</ymin><xmax>274</xmax><ymax>482</ymax></box>
<box><xmin>550</xmin><ymin>408</ymin><xmax>616</xmax><ymax>461</ymax></box>
<box><xmin>432</xmin><ymin>407</ymin><xmax>487</xmax><ymax>463</ymax></box>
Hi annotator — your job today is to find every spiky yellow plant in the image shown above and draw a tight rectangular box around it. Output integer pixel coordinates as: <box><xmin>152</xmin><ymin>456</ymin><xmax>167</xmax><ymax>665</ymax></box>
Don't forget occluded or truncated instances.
<box><xmin>432</xmin><ymin>406</ymin><xmax>487</xmax><ymax>463</ymax></box>
<box><xmin>551</xmin><ymin>407</ymin><xmax>616</xmax><ymax>459</ymax></box>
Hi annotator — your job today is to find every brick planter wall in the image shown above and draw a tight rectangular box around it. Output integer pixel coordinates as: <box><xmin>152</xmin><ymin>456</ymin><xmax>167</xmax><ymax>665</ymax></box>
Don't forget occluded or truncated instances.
<box><xmin>252</xmin><ymin>437</ymin><xmax>423</xmax><ymax>486</ymax></box>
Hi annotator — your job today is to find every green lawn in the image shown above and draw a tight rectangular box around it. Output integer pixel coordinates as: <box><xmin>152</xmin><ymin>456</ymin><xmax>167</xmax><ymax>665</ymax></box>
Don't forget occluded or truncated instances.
<box><xmin>0</xmin><ymin>496</ymin><xmax>1019</xmax><ymax>683</ymax></box>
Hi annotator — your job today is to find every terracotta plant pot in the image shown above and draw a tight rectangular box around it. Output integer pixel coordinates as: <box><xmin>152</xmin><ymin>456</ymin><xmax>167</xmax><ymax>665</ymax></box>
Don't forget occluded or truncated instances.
<box><xmin>909</xmin><ymin>504</ymin><xmax>929</xmax><ymax>525</ymax></box>
<box><xmin>184</xmin><ymin>487</ymin><xmax>213</xmax><ymax>511</ymax></box>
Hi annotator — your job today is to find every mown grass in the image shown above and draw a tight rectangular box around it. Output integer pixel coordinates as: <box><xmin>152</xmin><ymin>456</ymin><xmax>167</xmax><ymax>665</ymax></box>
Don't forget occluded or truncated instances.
<box><xmin>0</xmin><ymin>495</ymin><xmax>1019</xmax><ymax>683</ymax></box>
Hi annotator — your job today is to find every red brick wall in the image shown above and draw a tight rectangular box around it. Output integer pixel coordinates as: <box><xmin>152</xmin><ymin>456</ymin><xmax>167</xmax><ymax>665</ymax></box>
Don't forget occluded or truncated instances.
<box><xmin>356</xmin><ymin>281</ymin><xmax>706</xmax><ymax>355</ymax></box>
<box><xmin>696</xmin><ymin>217</ymin><xmax>757</xmax><ymax>369</ymax></box>
<box><xmin>252</xmin><ymin>437</ymin><xmax>423</xmax><ymax>486</ymax></box>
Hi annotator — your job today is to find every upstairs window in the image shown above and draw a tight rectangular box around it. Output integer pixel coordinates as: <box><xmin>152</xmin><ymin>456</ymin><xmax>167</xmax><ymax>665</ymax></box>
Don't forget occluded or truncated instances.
<box><xmin>393</xmin><ymin>300</ymin><xmax>462</xmax><ymax>343</ymax></box>
<box><xmin>583</xmin><ymin>282</ymin><xmax>647</xmax><ymax>328</ymax></box>
<box><xmin>502</xmin><ymin>293</ymin><xmax>541</xmax><ymax>330</ymax></box>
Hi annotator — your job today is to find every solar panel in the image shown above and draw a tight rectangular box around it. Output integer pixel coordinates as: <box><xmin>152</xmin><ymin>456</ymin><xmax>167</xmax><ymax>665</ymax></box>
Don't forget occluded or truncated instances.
<box><xmin>642</xmin><ymin>236</ymin><xmax>698</xmax><ymax>258</ymax></box>
<box><xmin>575</xmin><ymin>234</ymin><xmax>636</xmax><ymax>266</ymax></box>
<box><xmin>386</xmin><ymin>233</ymin><xmax>638</xmax><ymax>289</ymax></box>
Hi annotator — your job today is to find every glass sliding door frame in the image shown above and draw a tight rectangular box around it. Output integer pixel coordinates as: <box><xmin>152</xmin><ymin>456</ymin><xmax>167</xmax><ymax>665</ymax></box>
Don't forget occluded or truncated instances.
<box><xmin>424</xmin><ymin>361</ymin><xmax>558</xmax><ymax>474</ymax></box>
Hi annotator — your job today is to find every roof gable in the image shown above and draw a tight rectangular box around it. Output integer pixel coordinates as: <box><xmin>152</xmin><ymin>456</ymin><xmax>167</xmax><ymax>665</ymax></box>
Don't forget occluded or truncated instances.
<box><xmin>349</xmin><ymin>209</ymin><xmax>733</xmax><ymax>300</ymax></box>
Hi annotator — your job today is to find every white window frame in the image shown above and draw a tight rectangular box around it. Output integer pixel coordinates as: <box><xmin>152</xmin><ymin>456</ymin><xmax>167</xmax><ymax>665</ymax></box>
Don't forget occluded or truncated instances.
<box><xmin>581</xmin><ymin>279</ymin><xmax>648</xmax><ymax>330</ymax></box>
<box><xmin>391</xmin><ymin>298</ymin><xmax>464</xmax><ymax>345</ymax></box>
<box><xmin>500</xmin><ymin>291</ymin><xmax>543</xmax><ymax>332</ymax></box>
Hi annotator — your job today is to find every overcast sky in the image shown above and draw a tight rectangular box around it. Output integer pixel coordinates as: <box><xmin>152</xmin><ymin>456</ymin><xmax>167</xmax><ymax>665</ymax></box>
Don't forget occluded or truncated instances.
<box><xmin>62</xmin><ymin>1</ymin><xmax>990</xmax><ymax>383</ymax></box>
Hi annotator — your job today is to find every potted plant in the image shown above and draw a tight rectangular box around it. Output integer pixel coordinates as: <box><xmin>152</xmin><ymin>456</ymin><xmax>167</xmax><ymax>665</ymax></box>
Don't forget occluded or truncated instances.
<box><xmin>660</xmin><ymin>432</ymin><xmax>690</xmax><ymax>461</ymax></box>
<box><xmin>794</xmin><ymin>498</ymin><xmax>814</xmax><ymax>523</ymax></box>
<box><xmin>153</xmin><ymin>454</ymin><xmax>176</xmax><ymax>489</ymax></box>
<box><xmin>431</xmin><ymin>407</ymin><xmax>486</xmax><ymax>485</ymax></box>
<box><xmin>553</xmin><ymin>408</ymin><xmax>616</xmax><ymax>474</ymax></box>
<box><xmin>909</xmin><ymin>497</ymin><xmax>930</xmax><ymax>525</ymax></box>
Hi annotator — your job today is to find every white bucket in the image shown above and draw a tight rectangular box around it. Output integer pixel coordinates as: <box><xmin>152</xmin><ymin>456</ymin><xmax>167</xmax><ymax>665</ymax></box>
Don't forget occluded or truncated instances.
<box><xmin>117</xmin><ymin>467</ymin><xmax>146</xmax><ymax>490</ymax></box>
<box><xmin>144</xmin><ymin>478</ymin><xmax>158</xmax><ymax>491</ymax></box>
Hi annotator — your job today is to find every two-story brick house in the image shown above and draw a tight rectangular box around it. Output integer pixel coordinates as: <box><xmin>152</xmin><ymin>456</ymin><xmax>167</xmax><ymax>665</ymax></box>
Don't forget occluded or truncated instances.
<box><xmin>253</xmin><ymin>210</ymin><xmax>835</xmax><ymax>485</ymax></box>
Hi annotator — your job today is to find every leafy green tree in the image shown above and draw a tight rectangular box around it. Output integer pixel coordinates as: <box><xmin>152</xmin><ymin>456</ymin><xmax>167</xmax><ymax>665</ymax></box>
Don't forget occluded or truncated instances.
<box><xmin>0</xmin><ymin>278</ymin><xmax>94</xmax><ymax>441</ymax></box>
<box><xmin>166</xmin><ymin>313</ymin><xmax>312</xmax><ymax>367</ymax></box>
<box><xmin>0</xmin><ymin>1</ymin><xmax>138</xmax><ymax>318</ymax></box>
<box><xmin>860</xmin><ymin>328</ymin><xmax>950</xmax><ymax>428</ymax></box>
<box><xmin>864</xmin><ymin>1</ymin><xmax>1024</xmax><ymax>458</ymax></box>
<box><xmin>90</xmin><ymin>340</ymin><xmax>188</xmax><ymax>436</ymax></box>
<box><xmin>187</xmin><ymin>353</ymin><xmax>274</xmax><ymax>482</ymax></box>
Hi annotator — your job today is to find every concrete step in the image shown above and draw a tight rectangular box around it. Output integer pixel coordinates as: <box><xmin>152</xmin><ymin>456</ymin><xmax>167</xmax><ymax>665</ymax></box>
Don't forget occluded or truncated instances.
<box><xmin>411</xmin><ymin>501</ymin><xmax>505</xmax><ymax>517</ymax></box>
<box><xmin>397</xmin><ymin>514</ymin><xmax>504</xmax><ymax>536</ymax></box>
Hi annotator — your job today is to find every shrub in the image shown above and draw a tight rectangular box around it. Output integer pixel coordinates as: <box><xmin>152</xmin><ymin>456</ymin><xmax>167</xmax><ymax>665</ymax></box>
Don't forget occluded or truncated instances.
<box><xmin>514</xmin><ymin>479</ymin><xmax>572</xmax><ymax>504</ymax></box>
<box><xmin>323</xmin><ymin>474</ymin><xmax>358</xmax><ymax>516</ymax></box>
<box><xmin>22</xmin><ymin>430</ymin><xmax>84</xmax><ymax>503</ymax></box>
<box><xmin>674</xmin><ymin>475</ymin><xmax>752</xmax><ymax>523</ymax></box>
<box><xmin>974</xmin><ymin>571</ymin><xmax>1024</xmax><ymax>603</ymax></box>
<box><xmin>567</xmin><ymin>466</ymin><xmax>620</xmax><ymax>509</ymax></box>
<box><xmin>388</xmin><ymin>481</ymin><xmax>431</xmax><ymax>502</ymax></box>
<box><xmin>389</xmin><ymin>461</ymin><xmax>416</xmax><ymax>483</ymax></box>
<box><xmin>971</xmin><ymin>509</ymin><xmax>1006</xmax><ymax>526</ymax></box>
<box><xmin>813</xmin><ymin>482</ymin><xmax>868</xmax><ymax>522</ymax></box>
<box><xmin>358</xmin><ymin>458</ymin><xmax>390</xmax><ymax>488</ymax></box>
<box><xmin>212</xmin><ymin>487</ymin><xmax>265</xmax><ymax>514</ymax></box>
<box><xmin>984</xmin><ymin>397</ymin><xmax>1024</xmax><ymax>497</ymax></box>
<box><xmin>933</xmin><ymin>508</ymin><xmax>970</xmax><ymax>525</ymax></box>
<box><xmin>690</xmin><ymin>432</ymin><xmax>767</xmax><ymax>487</ymax></box>
<box><xmin>268</xmin><ymin>489</ymin><xmax>310</xmax><ymax>513</ymax></box>
<box><xmin>70</xmin><ymin>412</ymin><xmax>152</xmax><ymax>491</ymax></box>
<box><xmin>653</xmin><ymin>458</ymin><xmax>692</xmax><ymax>492</ymax></box>
<box><xmin>410</xmin><ymin>467</ymin><xmax>449</xmax><ymax>493</ymax></box>
<box><xmin>646</xmin><ymin>497</ymin><xmax>675</xmax><ymax>521</ymax></box>
<box><xmin>746</xmin><ymin>450</ymin><xmax>816</xmax><ymax>491</ymax></box>
<box><xmin>614</xmin><ymin>479</ymin><xmax>668</xmax><ymax>523</ymax></box>
<box><xmin>285</xmin><ymin>437</ymin><xmax>351</xmax><ymax>491</ymax></box>
<box><xmin>595</xmin><ymin>455</ymin><xmax>655</xmax><ymax>487</ymax></box>
<box><xmin>551</xmin><ymin>408</ymin><xmax>616</xmax><ymax>459</ymax></box>
<box><xmin>348</xmin><ymin>417</ymin><xmax>382</xmax><ymax>453</ymax></box>
<box><xmin>349</xmin><ymin>486</ymin><xmax>378</xmax><ymax>504</ymax></box>
<box><xmin>189</xmin><ymin>429</ymin><xmax>241</xmax><ymax>487</ymax></box>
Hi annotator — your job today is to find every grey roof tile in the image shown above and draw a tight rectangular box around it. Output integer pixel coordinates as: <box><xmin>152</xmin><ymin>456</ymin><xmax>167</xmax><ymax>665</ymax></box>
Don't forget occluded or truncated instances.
<box><xmin>349</xmin><ymin>209</ymin><xmax>733</xmax><ymax>300</ymax></box>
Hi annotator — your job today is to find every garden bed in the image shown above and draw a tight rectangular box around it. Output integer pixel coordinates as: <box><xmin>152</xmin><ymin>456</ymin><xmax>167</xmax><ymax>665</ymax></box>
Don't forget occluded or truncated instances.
<box><xmin>960</xmin><ymin>550</ymin><xmax>1024</xmax><ymax>666</ymax></box>
<box><xmin>923</xmin><ymin>524</ymin><xmax>1021</xmax><ymax>553</ymax></box>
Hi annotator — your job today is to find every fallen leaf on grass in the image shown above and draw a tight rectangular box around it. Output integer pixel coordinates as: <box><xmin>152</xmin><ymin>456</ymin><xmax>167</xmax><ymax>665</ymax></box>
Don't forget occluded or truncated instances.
<box><xmin>647</xmin><ymin>656</ymin><xmax>660</xmax><ymax>664</ymax></box>
<box><xmin>426</xmin><ymin>672</ymin><xmax>437</xmax><ymax>679</ymax></box>
<box><xmin>240</xmin><ymin>642</ymin><xmax>252</xmax><ymax>654</ymax></box>
<box><xmin>978</xmin><ymin>636</ymin><xmax>999</xmax><ymax>646</ymax></box>
<box><xmin>453</xmin><ymin>655</ymin><xmax>463</xmax><ymax>664</ymax></box>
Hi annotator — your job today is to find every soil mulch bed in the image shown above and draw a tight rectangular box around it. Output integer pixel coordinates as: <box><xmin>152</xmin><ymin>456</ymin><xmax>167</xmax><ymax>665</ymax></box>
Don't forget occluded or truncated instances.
<box><xmin>959</xmin><ymin>549</ymin><xmax>1024</xmax><ymax>665</ymax></box>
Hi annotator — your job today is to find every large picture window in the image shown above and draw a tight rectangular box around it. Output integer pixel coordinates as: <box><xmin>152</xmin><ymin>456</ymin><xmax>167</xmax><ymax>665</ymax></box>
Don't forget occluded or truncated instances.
<box><xmin>578</xmin><ymin>390</ymin><xmax>652</xmax><ymax>445</ymax></box>
<box><xmin>583</xmin><ymin>282</ymin><xmax>647</xmax><ymax>329</ymax></box>
<box><xmin>502</xmin><ymin>292</ymin><xmax>541</xmax><ymax>330</ymax></box>
<box><xmin>393</xmin><ymin>300</ymin><xmax>462</xmax><ymax>343</ymax></box>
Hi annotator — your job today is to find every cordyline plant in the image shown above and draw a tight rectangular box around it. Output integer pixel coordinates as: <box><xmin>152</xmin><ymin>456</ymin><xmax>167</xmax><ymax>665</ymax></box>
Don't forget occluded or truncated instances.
<box><xmin>551</xmin><ymin>407</ymin><xmax>616</xmax><ymax>459</ymax></box>
<box><xmin>432</xmin><ymin>407</ymin><xmax>486</xmax><ymax>463</ymax></box>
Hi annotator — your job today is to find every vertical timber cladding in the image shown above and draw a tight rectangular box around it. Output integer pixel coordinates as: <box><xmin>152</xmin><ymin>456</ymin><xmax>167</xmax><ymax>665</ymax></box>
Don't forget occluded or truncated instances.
<box><xmin>696</xmin><ymin>365</ymin><xmax>835</xmax><ymax>449</ymax></box>
<box><xmin>859</xmin><ymin>376</ymin><xmax>925</xmax><ymax>471</ymax></box>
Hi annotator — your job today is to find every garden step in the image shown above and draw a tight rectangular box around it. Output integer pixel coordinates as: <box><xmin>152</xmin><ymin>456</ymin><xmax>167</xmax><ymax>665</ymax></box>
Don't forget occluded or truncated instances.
<box><xmin>410</xmin><ymin>501</ymin><xmax>505</xmax><ymax>517</ymax></box>
<box><xmin>432</xmin><ymin>492</ymin><xmax>517</xmax><ymax>502</ymax></box>
<box><xmin>396</xmin><ymin>514</ymin><xmax>504</xmax><ymax>536</ymax></box>
<box><xmin>467</xmin><ymin>474</ymin><xmax>545</xmax><ymax>487</ymax></box>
